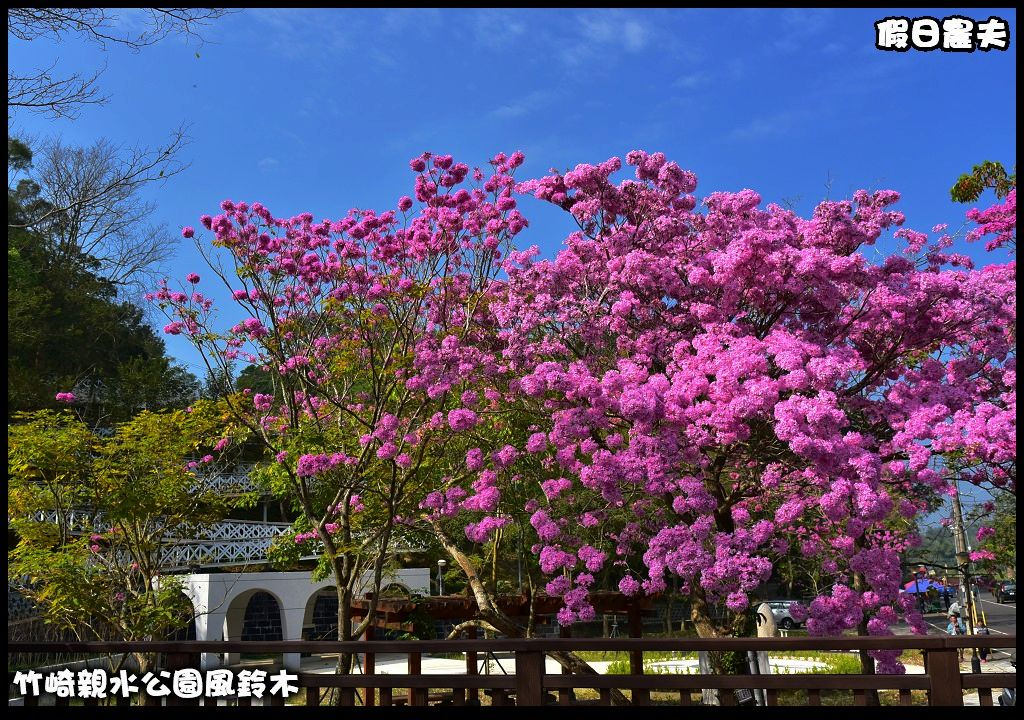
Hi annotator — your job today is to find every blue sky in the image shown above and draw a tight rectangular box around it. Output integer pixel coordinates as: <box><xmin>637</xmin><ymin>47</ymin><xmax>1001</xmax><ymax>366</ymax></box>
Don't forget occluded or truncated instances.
<box><xmin>8</xmin><ymin>7</ymin><xmax>1016</xmax><ymax>391</ymax></box>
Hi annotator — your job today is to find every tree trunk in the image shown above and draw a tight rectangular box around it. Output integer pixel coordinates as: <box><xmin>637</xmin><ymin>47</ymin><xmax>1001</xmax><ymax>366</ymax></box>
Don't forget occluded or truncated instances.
<box><xmin>690</xmin><ymin>588</ymin><xmax>754</xmax><ymax>705</ymax></box>
<box><xmin>429</xmin><ymin>518</ymin><xmax>632</xmax><ymax>705</ymax></box>
<box><xmin>852</xmin><ymin>567</ymin><xmax>880</xmax><ymax>706</ymax></box>
<box><xmin>334</xmin><ymin>560</ymin><xmax>355</xmax><ymax>685</ymax></box>
<box><xmin>665</xmin><ymin>588</ymin><xmax>674</xmax><ymax>635</ymax></box>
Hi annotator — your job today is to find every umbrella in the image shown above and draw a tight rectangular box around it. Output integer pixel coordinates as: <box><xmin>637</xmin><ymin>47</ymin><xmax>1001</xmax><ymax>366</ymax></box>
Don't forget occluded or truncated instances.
<box><xmin>902</xmin><ymin>579</ymin><xmax>950</xmax><ymax>594</ymax></box>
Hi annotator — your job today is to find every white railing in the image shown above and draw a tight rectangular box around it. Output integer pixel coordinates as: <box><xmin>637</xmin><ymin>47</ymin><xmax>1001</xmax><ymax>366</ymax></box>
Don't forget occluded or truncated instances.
<box><xmin>157</xmin><ymin>540</ymin><xmax>319</xmax><ymax>570</ymax></box>
<box><xmin>30</xmin><ymin>510</ymin><xmax>291</xmax><ymax>541</ymax></box>
<box><xmin>193</xmin><ymin>519</ymin><xmax>292</xmax><ymax>541</ymax></box>
<box><xmin>26</xmin><ymin>511</ymin><xmax>424</xmax><ymax>570</ymax></box>
<box><xmin>28</xmin><ymin>511</ymin><xmax>294</xmax><ymax>567</ymax></box>
<box><xmin>191</xmin><ymin>463</ymin><xmax>262</xmax><ymax>495</ymax></box>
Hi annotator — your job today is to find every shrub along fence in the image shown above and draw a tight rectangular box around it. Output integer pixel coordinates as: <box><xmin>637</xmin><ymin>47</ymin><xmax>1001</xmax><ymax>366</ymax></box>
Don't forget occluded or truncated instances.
<box><xmin>7</xmin><ymin>635</ymin><xmax>1015</xmax><ymax>707</ymax></box>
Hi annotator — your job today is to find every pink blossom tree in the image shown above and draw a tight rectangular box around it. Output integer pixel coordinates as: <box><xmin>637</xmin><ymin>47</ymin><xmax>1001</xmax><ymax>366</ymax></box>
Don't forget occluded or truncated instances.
<box><xmin>158</xmin><ymin>149</ymin><xmax>1014</xmax><ymax>692</ymax></box>
<box><xmin>151</xmin><ymin>152</ymin><xmax>528</xmax><ymax>670</ymax></box>
<box><xmin>424</xmin><ymin>151</ymin><xmax>1015</xmax><ymax>679</ymax></box>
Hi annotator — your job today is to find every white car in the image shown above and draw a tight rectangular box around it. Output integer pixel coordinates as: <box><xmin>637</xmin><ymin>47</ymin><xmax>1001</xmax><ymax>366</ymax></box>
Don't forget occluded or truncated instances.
<box><xmin>764</xmin><ymin>600</ymin><xmax>803</xmax><ymax>630</ymax></box>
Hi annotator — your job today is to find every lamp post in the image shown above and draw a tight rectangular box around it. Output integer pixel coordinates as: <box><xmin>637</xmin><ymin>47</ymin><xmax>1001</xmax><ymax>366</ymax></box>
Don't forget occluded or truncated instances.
<box><xmin>437</xmin><ymin>558</ymin><xmax>447</xmax><ymax>596</ymax></box>
<box><xmin>914</xmin><ymin>566</ymin><xmax>925</xmax><ymax>614</ymax></box>
<box><xmin>949</xmin><ymin>480</ymin><xmax>982</xmax><ymax>672</ymax></box>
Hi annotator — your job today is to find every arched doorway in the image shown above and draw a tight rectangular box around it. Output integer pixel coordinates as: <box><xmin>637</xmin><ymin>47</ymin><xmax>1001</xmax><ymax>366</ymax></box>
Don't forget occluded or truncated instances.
<box><xmin>167</xmin><ymin>592</ymin><xmax>198</xmax><ymax>640</ymax></box>
<box><xmin>222</xmin><ymin>588</ymin><xmax>285</xmax><ymax>665</ymax></box>
<box><xmin>240</xmin><ymin>590</ymin><xmax>283</xmax><ymax>641</ymax></box>
<box><xmin>305</xmin><ymin>590</ymin><xmax>338</xmax><ymax>641</ymax></box>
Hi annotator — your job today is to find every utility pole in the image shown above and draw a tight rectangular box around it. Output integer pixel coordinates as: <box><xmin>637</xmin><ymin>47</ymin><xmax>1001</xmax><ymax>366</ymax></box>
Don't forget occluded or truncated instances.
<box><xmin>950</xmin><ymin>481</ymin><xmax>981</xmax><ymax>672</ymax></box>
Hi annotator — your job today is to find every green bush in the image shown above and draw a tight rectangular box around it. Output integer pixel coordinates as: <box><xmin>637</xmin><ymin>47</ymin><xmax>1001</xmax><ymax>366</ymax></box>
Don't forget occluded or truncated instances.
<box><xmin>604</xmin><ymin>650</ymin><xmax>862</xmax><ymax>675</ymax></box>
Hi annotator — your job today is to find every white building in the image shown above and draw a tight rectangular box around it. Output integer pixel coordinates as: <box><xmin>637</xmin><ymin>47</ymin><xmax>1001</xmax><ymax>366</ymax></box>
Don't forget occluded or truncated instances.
<box><xmin>181</xmin><ymin>568</ymin><xmax>431</xmax><ymax>669</ymax></box>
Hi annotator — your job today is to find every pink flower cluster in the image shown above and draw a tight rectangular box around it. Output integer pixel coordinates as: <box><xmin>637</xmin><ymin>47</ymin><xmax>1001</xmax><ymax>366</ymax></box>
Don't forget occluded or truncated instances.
<box><xmin>295</xmin><ymin>452</ymin><xmax>354</xmax><ymax>477</ymax></box>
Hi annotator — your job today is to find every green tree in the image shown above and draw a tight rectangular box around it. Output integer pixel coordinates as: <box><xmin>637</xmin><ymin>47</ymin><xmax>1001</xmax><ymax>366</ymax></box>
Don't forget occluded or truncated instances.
<box><xmin>7</xmin><ymin>138</ymin><xmax>199</xmax><ymax>423</ymax></box>
<box><xmin>977</xmin><ymin>494</ymin><xmax>1016</xmax><ymax>576</ymax></box>
<box><xmin>8</xmin><ymin>404</ymin><xmax>244</xmax><ymax>670</ymax></box>
<box><xmin>234</xmin><ymin>363</ymin><xmax>276</xmax><ymax>396</ymax></box>
<box><xmin>950</xmin><ymin>160</ymin><xmax>1016</xmax><ymax>203</ymax></box>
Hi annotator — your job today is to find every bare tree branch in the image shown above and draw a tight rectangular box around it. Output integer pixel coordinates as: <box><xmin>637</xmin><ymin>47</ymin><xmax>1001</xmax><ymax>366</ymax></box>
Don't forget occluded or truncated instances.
<box><xmin>8</xmin><ymin>8</ymin><xmax>235</xmax><ymax>49</ymax></box>
<box><xmin>10</xmin><ymin>130</ymin><xmax>191</xmax><ymax>296</ymax></box>
<box><xmin>7</xmin><ymin>61</ymin><xmax>108</xmax><ymax>121</ymax></box>
<box><xmin>8</xmin><ymin>8</ymin><xmax>237</xmax><ymax>120</ymax></box>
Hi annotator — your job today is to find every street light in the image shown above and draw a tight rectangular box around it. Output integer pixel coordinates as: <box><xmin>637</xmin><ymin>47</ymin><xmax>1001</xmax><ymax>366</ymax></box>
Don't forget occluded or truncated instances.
<box><xmin>437</xmin><ymin>559</ymin><xmax>447</xmax><ymax>596</ymax></box>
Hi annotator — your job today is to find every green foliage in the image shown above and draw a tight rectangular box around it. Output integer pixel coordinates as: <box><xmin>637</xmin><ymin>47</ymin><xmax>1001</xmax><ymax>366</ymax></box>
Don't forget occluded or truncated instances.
<box><xmin>8</xmin><ymin>137</ymin><xmax>33</xmax><ymax>172</ymax></box>
<box><xmin>6</xmin><ymin>410</ymin><xmax>97</xmax><ymax>545</ymax></box>
<box><xmin>235</xmin><ymin>363</ymin><xmax>276</xmax><ymax>396</ymax></box>
<box><xmin>950</xmin><ymin>160</ymin><xmax>1016</xmax><ymax>203</ymax></box>
<box><xmin>714</xmin><ymin>650</ymin><xmax>750</xmax><ymax>675</ymax></box>
<box><xmin>8</xmin><ymin>404</ymin><xmax>238</xmax><ymax>642</ymax></box>
<box><xmin>812</xmin><ymin>653</ymin><xmax>862</xmax><ymax>674</ymax></box>
<box><xmin>7</xmin><ymin>138</ymin><xmax>199</xmax><ymax>423</ymax></box>
<box><xmin>603</xmin><ymin>649</ymin><xmax>863</xmax><ymax>675</ymax></box>
<box><xmin>978</xmin><ymin>493</ymin><xmax>1016</xmax><ymax>574</ymax></box>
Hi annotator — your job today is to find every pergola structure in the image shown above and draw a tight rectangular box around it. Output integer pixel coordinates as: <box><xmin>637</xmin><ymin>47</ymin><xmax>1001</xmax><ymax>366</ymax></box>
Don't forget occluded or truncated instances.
<box><xmin>350</xmin><ymin>590</ymin><xmax>659</xmax><ymax>636</ymax></box>
<box><xmin>346</xmin><ymin>591</ymin><xmax>661</xmax><ymax>706</ymax></box>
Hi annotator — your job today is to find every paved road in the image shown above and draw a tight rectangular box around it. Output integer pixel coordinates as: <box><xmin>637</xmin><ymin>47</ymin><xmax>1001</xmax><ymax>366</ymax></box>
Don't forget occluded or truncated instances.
<box><xmin>975</xmin><ymin>590</ymin><xmax>1016</xmax><ymax>636</ymax></box>
<box><xmin>905</xmin><ymin>589</ymin><xmax>1016</xmax><ymax>661</ymax></box>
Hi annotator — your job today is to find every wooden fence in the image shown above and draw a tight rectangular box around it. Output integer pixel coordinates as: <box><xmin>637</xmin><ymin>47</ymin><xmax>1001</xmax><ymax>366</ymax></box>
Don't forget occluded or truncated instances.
<box><xmin>7</xmin><ymin>635</ymin><xmax>1015</xmax><ymax>707</ymax></box>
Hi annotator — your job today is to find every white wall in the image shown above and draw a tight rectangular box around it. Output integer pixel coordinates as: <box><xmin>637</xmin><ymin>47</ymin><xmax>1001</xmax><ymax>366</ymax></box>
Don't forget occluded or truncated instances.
<box><xmin>180</xmin><ymin>568</ymin><xmax>430</xmax><ymax>669</ymax></box>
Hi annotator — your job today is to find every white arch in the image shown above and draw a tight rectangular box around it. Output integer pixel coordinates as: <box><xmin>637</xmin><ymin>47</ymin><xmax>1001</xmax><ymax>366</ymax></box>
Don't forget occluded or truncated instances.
<box><xmin>301</xmin><ymin>588</ymin><xmax>337</xmax><ymax>640</ymax></box>
<box><xmin>224</xmin><ymin>587</ymin><xmax>285</xmax><ymax>642</ymax></box>
<box><xmin>180</xmin><ymin>568</ymin><xmax>430</xmax><ymax>670</ymax></box>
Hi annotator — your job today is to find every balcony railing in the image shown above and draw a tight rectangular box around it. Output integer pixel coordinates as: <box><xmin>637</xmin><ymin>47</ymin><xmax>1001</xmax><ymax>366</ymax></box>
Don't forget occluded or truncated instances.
<box><xmin>191</xmin><ymin>464</ymin><xmax>262</xmax><ymax>495</ymax></box>
<box><xmin>28</xmin><ymin>511</ymin><xmax>296</xmax><ymax>569</ymax></box>
<box><xmin>7</xmin><ymin>635</ymin><xmax>1015</xmax><ymax>707</ymax></box>
<box><xmin>26</xmin><ymin>512</ymin><xmax>423</xmax><ymax>569</ymax></box>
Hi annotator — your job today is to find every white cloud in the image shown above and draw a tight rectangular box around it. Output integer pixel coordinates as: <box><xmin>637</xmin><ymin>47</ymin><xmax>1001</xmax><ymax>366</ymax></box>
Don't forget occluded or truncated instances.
<box><xmin>622</xmin><ymin>20</ymin><xmax>649</xmax><ymax>52</ymax></box>
<box><xmin>674</xmin><ymin>70</ymin><xmax>711</xmax><ymax>89</ymax></box>
<box><xmin>560</xmin><ymin>10</ymin><xmax>654</xmax><ymax>67</ymax></box>
<box><xmin>727</xmin><ymin>111</ymin><xmax>799</xmax><ymax>142</ymax></box>
<box><xmin>772</xmin><ymin>9</ymin><xmax>836</xmax><ymax>53</ymax></box>
<box><xmin>380</xmin><ymin>8</ymin><xmax>444</xmax><ymax>35</ymax></box>
<box><xmin>577</xmin><ymin>11</ymin><xmax>650</xmax><ymax>51</ymax></box>
<box><xmin>471</xmin><ymin>9</ymin><xmax>529</xmax><ymax>48</ymax></box>
<box><xmin>671</xmin><ymin>62</ymin><xmax>741</xmax><ymax>99</ymax></box>
<box><xmin>246</xmin><ymin>8</ymin><xmax>351</xmax><ymax>59</ymax></box>
<box><xmin>578</xmin><ymin>14</ymin><xmax>616</xmax><ymax>43</ymax></box>
<box><xmin>488</xmin><ymin>90</ymin><xmax>553</xmax><ymax>120</ymax></box>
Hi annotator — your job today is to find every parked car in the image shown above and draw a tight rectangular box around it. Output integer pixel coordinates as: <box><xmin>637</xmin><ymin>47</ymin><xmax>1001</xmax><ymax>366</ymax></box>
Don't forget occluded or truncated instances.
<box><xmin>974</xmin><ymin>575</ymin><xmax>995</xmax><ymax>591</ymax></box>
<box><xmin>764</xmin><ymin>600</ymin><xmax>803</xmax><ymax>630</ymax></box>
<box><xmin>994</xmin><ymin>581</ymin><xmax>1016</xmax><ymax>603</ymax></box>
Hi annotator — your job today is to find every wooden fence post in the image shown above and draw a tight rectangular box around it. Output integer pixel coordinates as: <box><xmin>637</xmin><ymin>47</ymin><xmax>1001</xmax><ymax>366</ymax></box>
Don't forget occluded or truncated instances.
<box><xmin>305</xmin><ymin>686</ymin><xmax>320</xmax><ymax>706</ymax></box>
<box><xmin>164</xmin><ymin>651</ymin><xmax>202</xmax><ymax>706</ymax></box>
<box><xmin>559</xmin><ymin>625</ymin><xmax>574</xmax><ymax>705</ymax></box>
<box><xmin>466</xmin><ymin>626</ymin><xmax>479</xmax><ymax>705</ymax></box>
<box><xmin>515</xmin><ymin>650</ymin><xmax>545</xmax><ymax>706</ymax></box>
<box><xmin>408</xmin><ymin>651</ymin><xmax>426</xmax><ymax>705</ymax></box>
<box><xmin>925</xmin><ymin>648</ymin><xmax>963</xmax><ymax>706</ymax></box>
<box><xmin>628</xmin><ymin>606</ymin><xmax>649</xmax><ymax>705</ymax></box>
<box><xmin>363</xmin><ymin>624</ymin><xmax>375</xmax><ymax>707</ymax></box>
